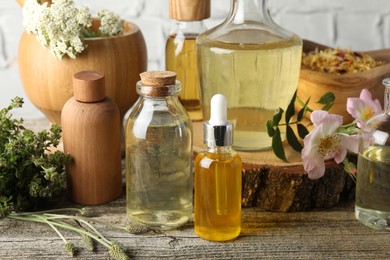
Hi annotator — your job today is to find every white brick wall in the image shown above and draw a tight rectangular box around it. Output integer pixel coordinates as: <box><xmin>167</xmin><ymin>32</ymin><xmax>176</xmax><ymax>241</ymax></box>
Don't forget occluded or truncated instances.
<box><xmin>2</xmin><ymin>0</ymin><xmax>390</xmax><ymax>118</ymax></box>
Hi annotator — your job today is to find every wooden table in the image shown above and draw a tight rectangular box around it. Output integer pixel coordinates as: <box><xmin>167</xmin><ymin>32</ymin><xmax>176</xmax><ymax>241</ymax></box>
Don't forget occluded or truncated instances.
<box><xmin>0</xmin><ymin>118</ymin><xmax>389</xmax><ymax>259</ymax></box>
<box><xmin>1</xmin><ymin>199</ymin><xmax>390</xmax><ymax>259</ymax></box>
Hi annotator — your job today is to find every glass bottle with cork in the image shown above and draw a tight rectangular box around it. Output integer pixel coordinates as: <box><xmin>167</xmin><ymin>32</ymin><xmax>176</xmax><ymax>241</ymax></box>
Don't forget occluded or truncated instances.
<box><xmin>125</xmin><ymin>71</ymin><xmax>193</xmax><ymax>229</ymax></box>
<box><xmin>166</xmin><ymin>0</ymin><xmax>210</xmax><ymax>121</ymax></box>
<box><xmin>356</xmin><ymin>78</ymin><xmax>390</xmax><ymax>230</ymax></box>
<box><xmin>194</xmin><ymin>94</ymin><xmax>242</xmax><ymax>241</ymax></box>
<box><xmin>197</xmin><ymin>0</ymin><xmax>302</xmax><ymax>151</ymax></box>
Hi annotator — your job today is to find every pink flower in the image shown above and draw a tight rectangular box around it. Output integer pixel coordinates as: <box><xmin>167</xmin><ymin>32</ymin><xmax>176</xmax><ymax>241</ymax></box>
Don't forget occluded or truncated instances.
<box><xmin>347</xmin><ymin>89</ymin><xmax>382</xmax><ymax>129</ymax></box>
<box><xmin>302</xmin><ymin>111</ymin><xmax>359</xmax><ymax>179</ymax></box>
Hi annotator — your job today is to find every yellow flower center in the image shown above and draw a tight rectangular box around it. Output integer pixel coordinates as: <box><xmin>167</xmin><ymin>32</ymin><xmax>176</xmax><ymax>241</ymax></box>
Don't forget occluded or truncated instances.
<box><xmin>318</xmin><ymin>135</ymin><xmax>341</xmax><ymax>157</ymax></box>
<box><xmin>363</xmin><ymin>106</ymin><xmax>375</xmax><ymax>120</ymax></box>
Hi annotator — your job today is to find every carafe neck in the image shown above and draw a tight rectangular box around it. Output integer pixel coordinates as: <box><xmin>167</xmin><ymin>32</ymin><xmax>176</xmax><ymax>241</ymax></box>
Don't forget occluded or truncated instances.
<box><xmin>229</xmin><ymin>0</ymin><xmax>270</xmax><ymax>24</ymax></box>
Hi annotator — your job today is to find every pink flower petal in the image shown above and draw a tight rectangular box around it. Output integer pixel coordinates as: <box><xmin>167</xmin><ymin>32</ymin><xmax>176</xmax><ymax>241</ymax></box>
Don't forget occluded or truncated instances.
<box><xmin>333</xmin><ymin>146</ymin><xmax>347</xmax><ymax>164</ymax></box>
<box><xmin>347</xmin><ymin>89</ymin><xmax>383</xmax><ymax>129</ymax></box>
<box><xmin>304</xmin><ymin>157</ymin><xmax>326</xmax><ymax>179</ymax></box>
<box><xmin>340</xmin><ymin>134</ymin><xmax>360</xmax><ymax>154</ymax></box>
<box><xmin>310</xmin><ymin>110</ymin><xmax>343</xmax><ymax>128</ymax></box>
<box><xmin>346</xmin><ymin>98</ymin><xmax>365</xmax><ymax>122</ymax></box>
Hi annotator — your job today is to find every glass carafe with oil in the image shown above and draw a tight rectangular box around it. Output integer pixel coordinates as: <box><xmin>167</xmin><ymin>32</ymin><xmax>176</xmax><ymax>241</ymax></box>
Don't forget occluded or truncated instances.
<box><xmin>166</xmin><ymin>0</ymin><xmax>210</xmax><ymax>121</ymax></box>
<box><xmin>197</xmin><ymin>0</ymin><xmax>302</xmax><ymax>150</ymax></box>
<box><xmin>356</xmin><ymin>78</ymin><xmax>390</xmax><ymax>231</ymax></box>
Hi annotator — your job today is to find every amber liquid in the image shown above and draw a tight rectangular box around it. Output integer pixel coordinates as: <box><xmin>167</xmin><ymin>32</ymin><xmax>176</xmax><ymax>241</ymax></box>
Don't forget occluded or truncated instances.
<box><xmin>194</xmin><ymin>149</ymin><xmax>242</xmax><ymax>241</ymax></box>
<box><xmin>166</xmin><ymin>34</ymin><xmax>202</xmax><ymax>121</ymax></box>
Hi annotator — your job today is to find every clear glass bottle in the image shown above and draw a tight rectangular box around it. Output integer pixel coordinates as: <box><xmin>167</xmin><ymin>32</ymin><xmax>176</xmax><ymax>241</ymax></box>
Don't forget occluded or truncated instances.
<box><xmin>197</xmin><ymin>0</ymin><xmax>302</xmax><ymax>151</ymax></box>
<box><xmin>125</xmin><ymin>71</ymin><xmax>193</xmax><ymax>229</ymax></box>
<box><xmin>355</xmin><ymin>78</ymin><xmax>390</xmax><ymax>231</ymax></box>
<box><xmin>166</xmin><ymin>0</ymin><xmax>210</xmax><ymax>121</ymax></box>
<box><xmin>194</xmin><ymin>94</ymin><xmax>242</xmax><ymax>241</ymax></box>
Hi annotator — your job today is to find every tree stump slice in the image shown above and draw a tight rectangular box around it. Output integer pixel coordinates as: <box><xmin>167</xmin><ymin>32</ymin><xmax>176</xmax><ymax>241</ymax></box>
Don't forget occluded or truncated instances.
<box><xmin>193</xmin><ymin>122</ymin><xmax>354</xmax><ymax>212</ymax></box>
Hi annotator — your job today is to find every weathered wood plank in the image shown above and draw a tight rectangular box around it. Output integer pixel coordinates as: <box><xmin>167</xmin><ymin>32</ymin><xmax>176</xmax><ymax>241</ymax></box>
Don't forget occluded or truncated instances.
<box><xmin>1</xmin><ymin>198</ymin><xmax>390</xmax><ymax>259</ymax></box>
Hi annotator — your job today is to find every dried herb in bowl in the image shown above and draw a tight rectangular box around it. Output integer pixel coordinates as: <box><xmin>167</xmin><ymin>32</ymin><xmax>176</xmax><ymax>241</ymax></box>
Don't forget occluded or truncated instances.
<box><xmin>302</xmin><ymin>48</ymin><xmax>385</xmax><ymax>75</ymax></box>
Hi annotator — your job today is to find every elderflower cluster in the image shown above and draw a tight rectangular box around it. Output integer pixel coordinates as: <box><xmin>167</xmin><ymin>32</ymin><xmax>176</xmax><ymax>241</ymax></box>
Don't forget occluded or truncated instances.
<box><xmin>23</xmin><ymin>0</ymin><xmax>91</xmax><ymax>59</ymax></box>
<box><xmin>98</xmin><ymin>9</ymin><xmax>124</xmax><ymax>36</ymax></box>
<box><xmin>22</xmin><ymin>0</ymin><xmax>125</xmax><ymax>60</ymax></box>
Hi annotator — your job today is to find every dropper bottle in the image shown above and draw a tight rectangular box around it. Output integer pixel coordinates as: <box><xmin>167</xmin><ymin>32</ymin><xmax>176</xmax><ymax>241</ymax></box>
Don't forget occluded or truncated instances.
<box><xmin>194</xmin><ymin>94</ymin><xmax>242</xmax><ymax>241</ymax></box>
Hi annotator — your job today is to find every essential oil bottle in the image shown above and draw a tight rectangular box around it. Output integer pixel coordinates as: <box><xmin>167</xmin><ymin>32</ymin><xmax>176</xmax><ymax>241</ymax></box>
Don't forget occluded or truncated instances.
<box><xmin>125</xmin><ymin>71</ymin><xmax>193</xmax><ymax>230</ymax></box>
<box><xmin>166</xmin><ymin>0</ymin><xmax>210</xmax><ymax>121</ymax></box>
<box><xmin>194</xmin><ymin>94</ymin><xmax>242</xmax><ymax>241</ymax></box>
<box><xmin>355</xmin><ymin>78</ymin><xmax>390</xmax><ymax>230</ymax></box>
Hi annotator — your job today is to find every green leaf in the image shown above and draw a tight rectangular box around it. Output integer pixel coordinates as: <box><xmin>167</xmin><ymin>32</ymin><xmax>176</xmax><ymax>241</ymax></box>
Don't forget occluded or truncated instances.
<box><xmin>297</xmin><ymin>97</ymin><xmax>311</xmax><ymax>121</ymax></box>
<box><xmin>297</xmin><ymin>123</ymin><xmax>310</xmax><ymax>139</ymax></box>
<box><xmin>321</xmin><ymin>102</ymin><xmax>334</xmax><ymax>111</ymax></box>
<box><xmin>317</xmin><ymin>92</ymin><xmax>335</xmax><ymax>104</ymax></box>
<box><xmin>272</xmin><ymin>108</ymin><xmax>284</xmax><ymax>125</ymax></box>
<box><xmin>266</xmin><ymin>120</ymin><xmax>275</xmax><ymax>137</ymax></box>
<box><xmin>272</xmin><ymin>127</ymin><xmax>288</xmax><ymax>162</ymax></box>
<box><xmin>286</xmin><ymin>125</ymin><xmax>303</xmax><ymax>152</ymax></box>
<box><xmin>285</xmin><ymin>91</ymin><xmax>297</xmax><ymax>124</ymax></box>
<box><xmin>297</xmin><ymin>108</ymin><xmax>305</xmax><ymax>122</ymax></box>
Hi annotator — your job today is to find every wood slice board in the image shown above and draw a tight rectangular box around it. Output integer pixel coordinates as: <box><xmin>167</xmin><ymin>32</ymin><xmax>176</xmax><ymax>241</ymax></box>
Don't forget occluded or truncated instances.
<box><xmin>192</xmin><ymin>121</ymin><xmax>354</xmax><ymax>212</ymax></box>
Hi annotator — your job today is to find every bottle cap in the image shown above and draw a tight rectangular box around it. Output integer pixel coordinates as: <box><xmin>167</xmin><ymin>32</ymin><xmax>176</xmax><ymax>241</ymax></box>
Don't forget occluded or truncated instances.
<box><xmin>204</xmin><ymin>94</ymin><xmax>233</xmax><ymax>147</ymax></box>
<box><xmin>140</xmin><ymin>71</ymin><xmax>177</xmax><ymax>86</ymax></box>
<box><xmin>169</xmin><ymin>0</ymin><xmax>210</xmax><ymax>21</ymax></box>
<box><xmin>373</xmin><ymin>130</ymin><xmax>389</xmax><ymax>145</ymax></box>
<box><xmin>73</xmin><ymin>70</ymin><xmax>106</xmax><ymax>103</ymax></box>
<box><xmin>139</xmin><ymin>71</ymin><xmax>179</xmax><ymax>96</ymax></box>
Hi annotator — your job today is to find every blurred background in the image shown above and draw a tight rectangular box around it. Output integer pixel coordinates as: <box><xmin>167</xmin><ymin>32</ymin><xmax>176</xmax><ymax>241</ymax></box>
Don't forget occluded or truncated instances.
<box><xmin>2</xmin><ymin>0</ymin><xmax>390</xmax><ymax>119</ymax></box>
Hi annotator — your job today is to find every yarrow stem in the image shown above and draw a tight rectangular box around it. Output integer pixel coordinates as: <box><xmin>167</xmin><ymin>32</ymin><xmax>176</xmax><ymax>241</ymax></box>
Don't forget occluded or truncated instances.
<box><xmin>7</xmin><ymin>211</ymin><xmax>133</xmax><ymax>259</ymax></box>
<box><xmin>35</xmin><ymin>214</ymin><xmax>68</xmax><ymax>243</ymax></box>
<box><xmin>14</xmin><ymin>207</ymin><xmax>84</xmax><ymax>215</ymax></box>
<box><xmin>8</xmin><ymin>214</ymin><xmax>111</xmax><ymax>248</ymax></box>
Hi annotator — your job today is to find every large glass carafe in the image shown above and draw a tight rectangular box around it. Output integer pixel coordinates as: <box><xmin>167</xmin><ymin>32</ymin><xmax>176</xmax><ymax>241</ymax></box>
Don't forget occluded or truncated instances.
<box><xmin>355</xmin><ymin>78</ymin><xmax>390</xmax><ymax>231</ymax></box>
<box><xmin>197</xmin><ymin>0</ymin><xmax>302</xmax><ymax>151</ymax></box>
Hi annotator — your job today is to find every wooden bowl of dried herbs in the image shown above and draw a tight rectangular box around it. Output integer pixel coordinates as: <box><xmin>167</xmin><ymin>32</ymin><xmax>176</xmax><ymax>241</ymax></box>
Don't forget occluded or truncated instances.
<box><xmin>297</xmin><ymin>40</ymin><xmax>390</xmax><ymax>123</ymax></box>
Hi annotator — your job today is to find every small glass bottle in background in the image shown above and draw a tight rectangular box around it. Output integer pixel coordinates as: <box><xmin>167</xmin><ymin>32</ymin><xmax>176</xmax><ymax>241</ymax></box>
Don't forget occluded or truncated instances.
<box><xmin>194</xmin><ymin>94</ymin><xmax>242</xmax><ymax>241</ymax></box>
<box><xmin>355</xmin><ymin>78</ymin><xmax>390</xmax><ymax>230</ymax></box>
<box><xmin>166</xmin><ymin>0</ymin><xmax>210</xmax><ymax>121</ymax></box>
<box><xmin>125</xmin><ymin>71</ymin><xmax>193</xmax><ymax>229</ymax></box>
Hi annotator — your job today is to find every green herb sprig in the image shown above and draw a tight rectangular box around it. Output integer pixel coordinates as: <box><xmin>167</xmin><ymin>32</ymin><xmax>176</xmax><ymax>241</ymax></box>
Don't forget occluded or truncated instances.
<box><xmin>266</xmin><ymin>91</ymin><xmax>335</xmax><ymax>162</ymax></box>
<box><xmin>6</xmin><ymin>207</ymin><xmax>149</xmax><ymax>259</ymax></box>
<box><xmin>0</xmin><ymin>97</ymin><xmax>71</xmax><ymax>217</ymax></box>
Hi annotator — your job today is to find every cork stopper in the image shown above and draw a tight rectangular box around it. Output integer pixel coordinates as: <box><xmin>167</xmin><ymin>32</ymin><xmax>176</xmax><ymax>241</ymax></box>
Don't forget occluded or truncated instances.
<box><xmin>139</xmin><ymin>71</ymin><xmax>178</xmax><ymax>96</ymax></box>
<box><xmin>169</xmin><ymin>0</ymin><xmax>210</xmax><ymax>21</ymax></box>
<box><xmin>140</xmin><ymin>71</ymin><xmax>177</xmax><ymax>86</ymax></box>
<box><xmin>73</xmin><ymin>71</ymin><xmax>106</xmax><ymax>103</ymax></box>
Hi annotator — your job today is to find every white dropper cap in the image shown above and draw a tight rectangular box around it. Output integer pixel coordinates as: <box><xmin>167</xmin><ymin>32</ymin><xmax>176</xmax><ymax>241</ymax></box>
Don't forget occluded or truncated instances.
<box><xmin>204</xmin><ymin>94</ymin><xmax>233</xmax><ymax>147</ymax></box>
<box><xmin>209</xmin><ymin>94</ymin><xmax>228</xmax><ymax>126</ymax></box>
